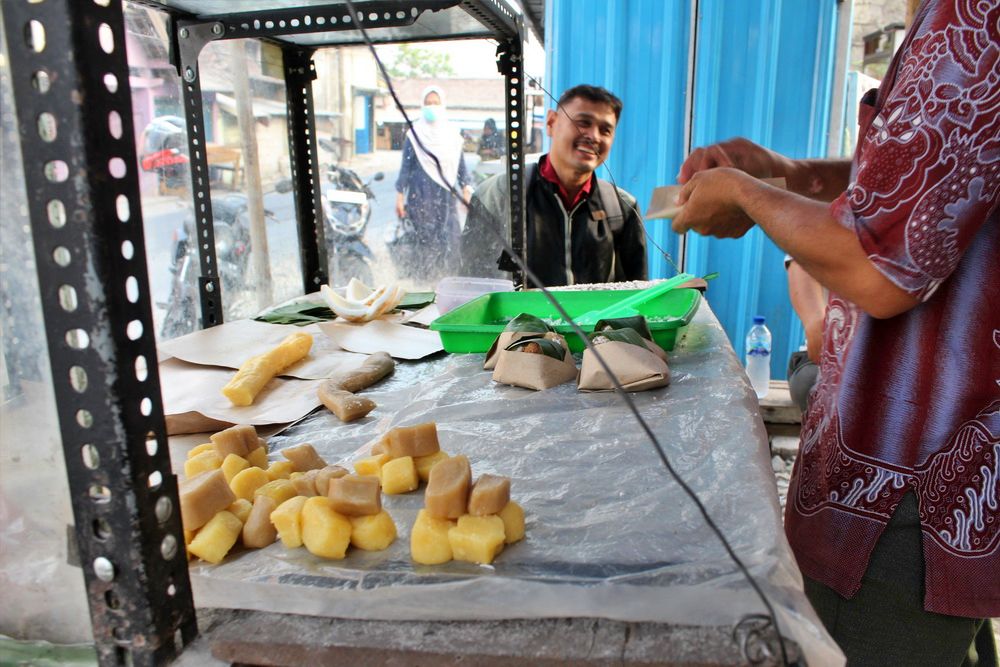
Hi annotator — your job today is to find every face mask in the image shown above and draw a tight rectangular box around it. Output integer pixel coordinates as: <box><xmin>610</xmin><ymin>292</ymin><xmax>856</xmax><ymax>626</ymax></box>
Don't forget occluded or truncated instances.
<box><xmin>422</xmin><ymin>104</ymin><xmax>443</xmax><ymax>123</ymax></box>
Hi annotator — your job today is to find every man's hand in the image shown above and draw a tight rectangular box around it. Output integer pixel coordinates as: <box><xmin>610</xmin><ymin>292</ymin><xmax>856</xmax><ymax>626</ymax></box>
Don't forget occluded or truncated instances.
<box><xmin>677</xmin><ymin>137</ymin><xmax>785</xmax><ymax>184</ymax></box>
<box><xmin>671</xmin><ymin>168</ymin><xmax>756</xmax><ymax>238</ymax></box>
<box><xmin>395</xmin><ymin>192</ymin><xmax>406</xmax><ymax>220</ymax></box>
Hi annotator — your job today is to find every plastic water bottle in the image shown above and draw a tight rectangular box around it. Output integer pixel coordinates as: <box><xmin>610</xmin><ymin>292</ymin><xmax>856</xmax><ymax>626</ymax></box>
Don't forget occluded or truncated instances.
<box><xmin>745</xmin><ymin>315</ymin><xmax>771</xmax><ymax>399</ymax></box>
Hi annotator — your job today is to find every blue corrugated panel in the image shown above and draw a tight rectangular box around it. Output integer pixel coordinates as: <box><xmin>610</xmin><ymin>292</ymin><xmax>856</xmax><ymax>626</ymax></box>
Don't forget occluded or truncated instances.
<box><xmin>547</xmin><ymin>0</ymin><xmax>840</xmax><ymax>379</ymax></box>
<box><xmin>545</xmin><ymin>0</ymin><xmax>691</xmax><ymax>280</ymax></box>
<box><xmin>688</xmin><ymin>0</ymin><xmax>839</xmax><ymax>376</ymax></box>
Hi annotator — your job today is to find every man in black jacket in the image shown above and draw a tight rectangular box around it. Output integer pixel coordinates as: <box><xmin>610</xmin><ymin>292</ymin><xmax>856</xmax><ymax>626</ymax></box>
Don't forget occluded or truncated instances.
<box><xmin>460</xmin><ymin>85</ymin><xmax>647</xmax><ymax>286</ymax></box>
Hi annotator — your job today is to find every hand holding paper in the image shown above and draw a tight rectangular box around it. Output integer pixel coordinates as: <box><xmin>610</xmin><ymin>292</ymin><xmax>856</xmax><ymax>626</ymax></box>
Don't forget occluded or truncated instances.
<box><xmin>646</xmin><ymin>171</ymin><xmax>786</xmax><ymax>239</ymax></box>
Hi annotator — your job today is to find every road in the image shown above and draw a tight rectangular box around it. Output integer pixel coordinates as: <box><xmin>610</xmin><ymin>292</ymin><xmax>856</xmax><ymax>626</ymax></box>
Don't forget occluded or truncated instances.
<box><xmin>142</xmin><ymin>151</ymin><xmax>483</xmax><ymax>338</ymax></box>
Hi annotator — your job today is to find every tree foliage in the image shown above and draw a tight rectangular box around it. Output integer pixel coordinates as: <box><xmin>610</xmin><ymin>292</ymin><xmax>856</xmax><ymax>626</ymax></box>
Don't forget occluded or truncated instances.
<box><xmin>387</xmin><ymin>44</ymin><xmax>455</xmax><ymax>79</ymax></box>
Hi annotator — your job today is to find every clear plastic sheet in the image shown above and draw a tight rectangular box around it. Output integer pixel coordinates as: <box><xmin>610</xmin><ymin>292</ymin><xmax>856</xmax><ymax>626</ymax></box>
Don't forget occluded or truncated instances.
<box><xmin>0</xmin><ymin>37</ymin><xmax>92</xmax><ymax>643</ymax></box>
<box><xmin>188</xmin><ymin>302</ymin><xmax>843</xmax><ymax>665</ymax></box>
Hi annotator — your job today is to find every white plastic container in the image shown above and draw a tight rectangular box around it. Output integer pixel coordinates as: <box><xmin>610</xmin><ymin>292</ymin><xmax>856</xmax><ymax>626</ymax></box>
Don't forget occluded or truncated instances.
<box><xmin>435</xmin><ymin>276</ymin><xmax>514</xmax><ymax>314</ymax></box>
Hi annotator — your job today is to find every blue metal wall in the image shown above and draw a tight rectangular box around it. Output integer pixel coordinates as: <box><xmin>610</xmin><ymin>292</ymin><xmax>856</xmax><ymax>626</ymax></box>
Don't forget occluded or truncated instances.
<box><xmin>546</xmin><ymin>0</ymin><xmax>841</xmax><ymax>378</ymax></box>
<box><xmin>545</xmin><ymin>0</ymin><xmax>692</xmax><ymax>280</ymax></box>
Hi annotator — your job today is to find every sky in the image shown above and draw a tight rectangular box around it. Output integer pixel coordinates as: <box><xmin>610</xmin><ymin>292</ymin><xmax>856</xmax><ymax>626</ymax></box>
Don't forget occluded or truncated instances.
<box><xmin>374</xmin><ymin>34</ymin><xmax>546</xmax><ymax>81</ymax></box>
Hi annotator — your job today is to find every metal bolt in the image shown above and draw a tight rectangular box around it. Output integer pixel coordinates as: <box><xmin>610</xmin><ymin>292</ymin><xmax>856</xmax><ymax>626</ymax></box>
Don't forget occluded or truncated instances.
<box><xmin>183</xmin><ymin>66</ymin><xmax>196</xmax><ymax>82</ymax></box>
<box><xmin>94</xmin><ymin>557</ymin><xmax>115</xmax><ymax>582</ymax></box>
<box><xmin>212</xmin><ymin>23</ymin><xmax>224</xmax><ymax>36</ymax></box>
<box><xmin>179</xmin><ymin>28</ymin><xmax>189</xmax><ymax>39</ymax></box>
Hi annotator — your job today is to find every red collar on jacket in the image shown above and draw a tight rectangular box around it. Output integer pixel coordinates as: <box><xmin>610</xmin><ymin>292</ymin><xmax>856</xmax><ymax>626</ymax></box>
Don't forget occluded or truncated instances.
<box><xmin>539</xmin><ymin>155</ymin><xmax>593</xmax><ymax>210</ymax></box>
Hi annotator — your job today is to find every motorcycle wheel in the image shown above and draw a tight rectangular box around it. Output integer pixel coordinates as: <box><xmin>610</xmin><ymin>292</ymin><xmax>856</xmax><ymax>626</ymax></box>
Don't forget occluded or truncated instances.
<box><xmin>329</xmin><ymin>253</ymin><xmax>373</xmax><ymax>288</ymax></box>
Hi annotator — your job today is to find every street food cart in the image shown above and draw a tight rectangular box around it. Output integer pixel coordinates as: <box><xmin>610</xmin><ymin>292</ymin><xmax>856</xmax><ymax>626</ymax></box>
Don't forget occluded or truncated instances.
<box><xmin>0</xmin><ymin>1</ymin><xmax>842</xmax><ymax>664</ymax></box>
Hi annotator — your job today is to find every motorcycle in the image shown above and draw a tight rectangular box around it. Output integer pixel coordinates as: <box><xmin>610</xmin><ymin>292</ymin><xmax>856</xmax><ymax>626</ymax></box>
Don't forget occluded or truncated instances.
<box><xmin>138</xmin><ymin>116</ymin><xmax>189</xmax><ymax>193</ymax></box>
<box><xmin>159</xmin><ymin>194</ymin><xmax>274</xmax><ymax>339</ymax></box>
<box><xmin>322</xmin><ymin>160</ymin><xmax>383</xmax><ymax>287</ymax></box>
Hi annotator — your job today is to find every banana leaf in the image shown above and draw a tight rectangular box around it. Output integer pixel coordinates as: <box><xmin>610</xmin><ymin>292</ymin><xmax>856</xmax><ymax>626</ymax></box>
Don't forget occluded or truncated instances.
<box><xmin>593</xmin><ymin>315</ymin><xmax>652</xmax><ymax>340</ymax></box>
<box><xmin>587</xmin><ymin>327</ymin><xmax>648</xmax><ymax>349</ymax></box>
<box><xmin>505</xmin><ymin>335</ymin><xmax>565</xmax><ymax>360</ymax></box>
<box><xmin>255</xmin><ymin>302</ymin><xmax>334</xmax><ymax>326</ymax></box>
<box><xmin>399</xmin><ymin>291</ymin><xmax>436</xmax><ymax>309</ymax></box>
<box><xmin>503</xmin><ymin>313</ymin><xmax>552</xmax><ymax>333</ymax></box>
<box><xmin>256</xmin><ymin>291</ymin><xmax>435</xmax><ymax>325</ymax></box>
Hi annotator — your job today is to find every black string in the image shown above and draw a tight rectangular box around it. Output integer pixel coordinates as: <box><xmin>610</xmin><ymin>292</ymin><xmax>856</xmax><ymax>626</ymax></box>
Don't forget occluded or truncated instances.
<box><xmin>342</xmin><ymin>5</ymin><xmax>790</xmax><ymax>665</ymax></box>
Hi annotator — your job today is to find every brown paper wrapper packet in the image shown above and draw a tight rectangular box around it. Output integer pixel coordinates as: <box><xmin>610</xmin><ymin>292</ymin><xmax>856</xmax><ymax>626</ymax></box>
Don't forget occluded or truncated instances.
<box><xmin>484</xmin><ymin>331</ymin><xmax>564</xmax><ymax>370</ymax></box>
<box><xmin>642</xmin><ymin>338</ymin><xmax>668</xmax><ymax>363</ymax></box>
<box><xmin>485</xmin><ymin>331</ymin><xmax>528</xmax><ymax>370</ymax></box>
<box><xmin>491</xmin><ymin>339</ymin><xmax>579</xmax><ymax>390</ymax></box>
<box><xmin>578</xmin><ymin>340</ymin><xmax>670</xmax><ymax>392</ymax></box>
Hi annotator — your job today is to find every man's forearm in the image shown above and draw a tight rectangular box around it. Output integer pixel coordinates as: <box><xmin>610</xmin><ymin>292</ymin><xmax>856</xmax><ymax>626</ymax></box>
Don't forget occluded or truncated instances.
<box><xmin>737</xmin><ymin>178</ymin><xmax>917</xmax><ymax>318</ymax></box>
<box><xmin>776</xmin><ymin>157</ymin><xmax>852</xmax><ymax>202</ymax></box>
<box><xmin>787</xmin><ymin>261</ymin><xmax>827</xmax><ymax>362</ymax></box>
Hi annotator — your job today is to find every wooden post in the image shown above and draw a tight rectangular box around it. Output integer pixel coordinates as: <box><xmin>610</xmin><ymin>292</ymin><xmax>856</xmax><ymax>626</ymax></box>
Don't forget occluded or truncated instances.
<box><xmin>229</xmin><ymin>40</ymin><xmax>273</xmax><ymax>310</ymax></box>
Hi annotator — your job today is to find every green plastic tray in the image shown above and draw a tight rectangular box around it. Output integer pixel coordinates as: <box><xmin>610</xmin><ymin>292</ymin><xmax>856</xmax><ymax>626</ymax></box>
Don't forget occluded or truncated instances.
<box><xmin>430</xmin><ymin>288</ymin><xmax>702</xmax><ymax>353</ymax></box>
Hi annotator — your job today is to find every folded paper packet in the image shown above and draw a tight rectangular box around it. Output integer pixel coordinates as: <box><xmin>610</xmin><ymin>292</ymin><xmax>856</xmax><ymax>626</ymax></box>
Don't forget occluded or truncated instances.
<box><xmin>578</xmin><ymin>326</ymin><xmax>671</xmax><ymax>392</ymax></box>
<box><xmin>484</xmin><ymin>313</ymin><xmax>556</xmax><ymax>370</ymax></box>
<box><xmin>645</xmin><ymin>177</ymin><xmax>787</xmax><ymax>220</ymax></box>
<box><xmin>492</xmin><ymin>334</ymin><xmax>578</xmax><ymax>390</ymax></box>
<box><xmin>485</xmin><ymin>331</ymin><xmax>569</xmax><ymax>370</ymax></box>
<box><xmin>579</xmin><ymin>340</ymin><xmax>670</xmax><ymax>392</ymax></box>
<box><xmin>592</xmin><ymin>317</ymin><xmax>668</xmax><ymax>363</ymax></box>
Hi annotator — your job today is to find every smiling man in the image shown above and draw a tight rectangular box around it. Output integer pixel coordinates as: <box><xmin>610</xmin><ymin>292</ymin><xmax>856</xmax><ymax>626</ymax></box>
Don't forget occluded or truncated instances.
<box><xmin>460</xmin><ymin>85</ymin><xmax>647</xmax><ymax>286</ymax></box>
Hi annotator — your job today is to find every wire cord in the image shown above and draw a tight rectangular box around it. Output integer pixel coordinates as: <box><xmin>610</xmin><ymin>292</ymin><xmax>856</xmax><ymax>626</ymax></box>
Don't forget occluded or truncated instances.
<box><xmin>340</xmin><ymin>5</ymin><xmax>790</xmax><ymax>664</ymax></box>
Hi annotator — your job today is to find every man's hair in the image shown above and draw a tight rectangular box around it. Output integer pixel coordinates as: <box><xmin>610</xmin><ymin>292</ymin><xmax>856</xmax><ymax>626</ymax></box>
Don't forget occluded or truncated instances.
<box><xmin>557</xmin><ymin>85</ymin><xmax>623</xmax><ymax>120</ymax></box>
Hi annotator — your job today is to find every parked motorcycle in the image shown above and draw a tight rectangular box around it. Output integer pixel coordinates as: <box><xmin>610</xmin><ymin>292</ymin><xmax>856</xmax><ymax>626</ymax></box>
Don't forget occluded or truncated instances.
<box><xmin>322</xmin><ymin>161</ymin><xmax>383</xmax><ymax>287</ymax></box>
<box><xmin>159</xmin><ymin>194</ymin><xmax>273</xmax><ymax>339</ymax></box>
<box><xmin>138</xmin><ymin>116</ymin><xmax>189</xmax><ymax>192</ymax></box>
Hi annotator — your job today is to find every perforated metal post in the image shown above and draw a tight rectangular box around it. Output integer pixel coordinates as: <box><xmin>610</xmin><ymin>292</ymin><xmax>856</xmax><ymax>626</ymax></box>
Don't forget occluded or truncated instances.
<box><xmin>2</xmin><ymin>1</ymin><xmax>197</xmax><ymax>665</ymax></box>
<box><xmin>175</xmin><ymin>19</ymin><xmax>225</xmax><ymax>328</ymax></box>
<box><xmin>496</xmin><ymin>34</ymin><xmax>527</xmax><ymax>287</ymax></box>
<box><xmin>284</xmin><ymin>47</ymin><xmax>329</xmax><ymax>292</ymax></box>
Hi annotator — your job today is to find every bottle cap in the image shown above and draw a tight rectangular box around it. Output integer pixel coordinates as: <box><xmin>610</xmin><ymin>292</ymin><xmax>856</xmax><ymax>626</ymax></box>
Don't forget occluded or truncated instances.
<box><xmin>752</xmin><ymin>315</ymin><xmax>765</xmax><ymax>325</ymax></box>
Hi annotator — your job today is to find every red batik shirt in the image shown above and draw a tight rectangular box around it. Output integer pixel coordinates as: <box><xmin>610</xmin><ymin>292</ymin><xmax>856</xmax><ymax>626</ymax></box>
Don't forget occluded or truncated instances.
<box><xmin>785</xmin><ymin>0</ymin><xmax>1000</xmax><ymax>618</ymax></box>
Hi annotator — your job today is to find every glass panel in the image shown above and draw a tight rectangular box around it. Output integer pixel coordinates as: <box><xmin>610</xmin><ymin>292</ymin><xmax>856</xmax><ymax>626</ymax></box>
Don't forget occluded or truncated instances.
<box><xmin>312</xmin><ymin>40</ymin><xmax>528</xmax><ymax>292</ymax></box>
<box><xmin>195</xmin><ymin>37</ymin><xmax>300</xmax><ymax>321</ymax></box>
<box><xmin>125</xmin><ymin>3</ymin><xmax>196</xmax><ymax>340</ymax></box>
<box><xmin>0</xmin><ymin>23</ymin><xmax>93</xmax><ymax>644</ymax></box>
<box><xmin>125</xmin><ymin>3</ymin><xmax>302</xmax><ymax>339</ymax></box>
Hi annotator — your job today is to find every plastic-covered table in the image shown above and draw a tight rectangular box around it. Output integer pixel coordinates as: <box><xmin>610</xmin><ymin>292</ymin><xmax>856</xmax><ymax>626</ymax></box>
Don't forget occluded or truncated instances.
<box><xmin>181</xmin><ymin>300</ymin><xmax>843</xmax><ymax>666</ymax></box>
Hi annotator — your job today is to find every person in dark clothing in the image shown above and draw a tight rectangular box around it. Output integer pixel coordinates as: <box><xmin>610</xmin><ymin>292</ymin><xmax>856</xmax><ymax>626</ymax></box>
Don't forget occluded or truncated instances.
<box><xmin>394</xmin><ymin>85</ymin><xmax>472</xmax><ymax>283</ymax></box>
<box><xmin>477</xmin><ymin>118</ymin><xmax>504</xmax><ymax>161</ymax></box>
<box><xmin>785</xmin><ymin>256</ymin><xmax>825</xmax><ymax>412</ymax></box>
<box><xmin>460</xmin><ymin>85</ymin><xmax>647</xmax><ymax>286</ymax></box>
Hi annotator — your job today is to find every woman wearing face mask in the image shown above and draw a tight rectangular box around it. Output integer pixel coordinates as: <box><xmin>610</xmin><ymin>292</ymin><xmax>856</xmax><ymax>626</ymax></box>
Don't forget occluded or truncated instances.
<box><xmin>394</xmin><ymin>86</ymin><xmax>472</xmax><ymax>282</ymax></box>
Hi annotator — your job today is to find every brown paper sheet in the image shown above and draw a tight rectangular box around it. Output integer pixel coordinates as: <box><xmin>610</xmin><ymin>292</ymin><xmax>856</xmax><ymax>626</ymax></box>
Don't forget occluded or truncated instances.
<box><xmin>403</xmin><ymin>303</ymin><xmax>440</xmax><ymax>327</ymax></box>
<box><xmin>645</xmin><ymin>177</ymin><xmax>787</xmax><ymax>220</ymax></box>
<box><xmin>164</xmin><ymin>411</ymin><xmax>235</xmax><ymax>436</ymax></box>
<box><xmin>158</xmin><ymin>357</ymin><xmax>324</xmax><ymax>434</ymax></box>
<box><xmin>491</xmin><ymin>339</ymin><xmax>578</xmax><ymax>390</ymax></box>
<box><xmin>578</xmin><ymin>340</ymin><xmax>671</xmax><ymax>392</ymax></box>
<box><xmin>319</xmin><ymin>319</ymin><xmax>443</xmax><ymax>359</ymax></box>
<box><xmin>157</xmin><ymin>319</ymin><xmax>367</xmax><ymax>379</ymax></box>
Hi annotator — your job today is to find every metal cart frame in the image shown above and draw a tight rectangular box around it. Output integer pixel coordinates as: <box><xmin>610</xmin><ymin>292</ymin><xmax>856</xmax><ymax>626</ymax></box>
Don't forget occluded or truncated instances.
<box><xmin>2</xmin><ymin>2</ymin><xmax>526</xmax><ymax>664</ymax></box>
